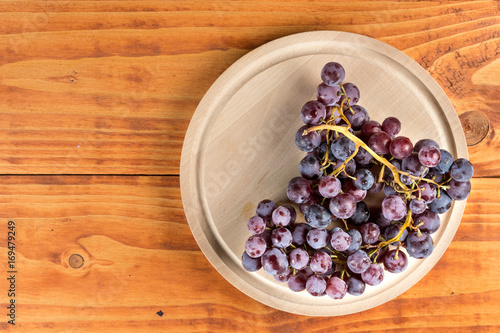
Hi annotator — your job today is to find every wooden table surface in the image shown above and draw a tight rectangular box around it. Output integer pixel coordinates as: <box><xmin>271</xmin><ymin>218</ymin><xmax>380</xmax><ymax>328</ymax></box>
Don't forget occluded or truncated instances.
<box><xmin>0</xmin><ymin>1</ymin><xmax>499</xmax><ymax>332</ymax></box>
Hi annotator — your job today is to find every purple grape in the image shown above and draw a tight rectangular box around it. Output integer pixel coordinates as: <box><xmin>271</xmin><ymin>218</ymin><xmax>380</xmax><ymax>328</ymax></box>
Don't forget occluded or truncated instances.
<box><xmin>381</xmin><ymin>195</ymin><xmax>407</xmax><ymax>221</ymax></box>
<box><xmin>346</xmin><ymin>276</ymin><xmax>365</xmax><ymax>296</ymax></box>
<box><xmin>450</xmin><ymin>158</ymin><xmax>474</xmax><ymax>182</ymax></box>
<box><xmin>414</xmin><ymin>209</ymin><xmax>440</xmax><ymax>234</ymax></box>
<box><xmin>274</xmin><ymin>267</ymin><xmax>292</xmax><ymax>282</ymax></box>
<box><xmin>360</xmin><ymin>222</ymin><xmax>381</xmax><ymax>245</ymax></box>
<box><xmin>345</xmin><ymin>229</ymin><xmax>362</xmax><ymax>255</ymax></box>
<box><xmin>330</xmin><ymin>136</ymin><xmax>356</xmax><ymax>161</ymax></box>
<box><xmin>329</xmin><ymin>193</ymin><xmax>357</xmax><ymax>219</ymax></box>
<box><xmin>368</xmin><ymin>131</ymin><xmax>392</xmax><ymax>155</ymax></box>
<box><xmin>310</xmin><ymin>251</ymin><xmax>333</xmax><ymax>275</ymax></box>
<box><xmin>413</xmin><ymin>139</ymin><xmax>439</xmax><ymax>152</ymax></box>
<box><xmin>447</xmin><ymin>179</ymin><xmax>471</xmax><ymax>200</ymax></box>
<box><xmin>316</xmin><ymin>83</ymin><xmax>341</xmax><ymax>106</ymax></box>
<box><xmin>375</xmin><ymin>211</ymin><xmax>392</xmax><ymax>230</ymax></box>
<box><xmin>369</xmin><ymin>181</ymin><xmax>384</xmax><ymax>194</ymax></box>
<box><xmin>425</xmin><ymin>169</ymin><xmax>444</xmax><ymax>183</ymax></box>
<box><xmin>348</xmin><ymin>201</ymin><xmax>370</xmax><ymax>226</ymax></box>
<box><xmin>345</xmin><ymin>105</ymin><xmax>369</xmax><ymax>130</ymax></box>
<box><xmin>306</xmin><ymin>275</ymin><xmax>327</xmax><ymax>297</ymax></box>
<box><xmin>261</xmin><ymin>248</ymin><xmax>289</xmax><ymax>276</ymax></box>
<box><xmin>288</xmin><ymin>272</ymin><xmax>308</xmax><ymax>292</ymax></box>
<box><xmin>390</xmin><ymin>136</ymin><xmax>413</xmax><ymax>160</ymax></box>
<box><xmin>409</xmin><ymin>198</ymin><xmax>427</xmax><ymax>214</ymax></box>
<box><xmin>383</xmin><ymin>249</ymin><xmax>408</xmax><ymax>273</ymax></box>
<box><xmin>321</xmin><ymin>62</ymin><xmax>345</xmax><ymax>86</ymax></box>
<box><xmin>381</xmin><ymin>117</ymin><xmax>401</xmax><ymax>137</ymax></box>
<box><xmin>241</xmin><ymin>251</ymin><xmax>262</xmax><ymax>272</ymax></box>
<box><xmin>287</xmin><ymin>177</ymin><xmax>312</xmax><ymax>204</ymax></box>
<box><xmin>339</xmin><ymin>82</ymin><xmax>360</xmax><ymax>107</ymax></box>
<box><xmin>289</xmin><ymin>247</ymin><xmax>310</xmax><ymax>270</ymax></box>
<box><xmin>271</xmin><ymin>227</ymin><xmax>293</xmax><ymax>248</ymax></box>
<box><xmin>247</xmin><ymin>215</ymin><xmax>266</xmax><ymax>234</ymax></box>
<box><xmin>272</xmin><ymin>205</ymin><xmax>295</xmax><ymax>227</ymax></box>
<box><xmin>361</xmin><ymin>264</ymin><xmax>384</xmax><ymax>286</ymax></box>
<box><xmin>257</xmin><ymin>229</ymin><xmax>272</xmax><ymax>247</ymax></box>
<box><xmin>256</xmin><ymin>199</ymin><xmax>276</xmax><ymax>220</ymax></box>
<box><xmin>295</xmin><ymin>125</ymin><xmax>322</xmax><ymax>152</ymax></box>
<box><xmin>360</xmin><ymin>120</ymin><xmax>382</xmax><ymax>140</ymax></box>
<box><xmin>245</xmin><ymin>235</ymin><xmax>267</xmax><ymax>258</ymax></box>
<box><xmin>298</xmin><ymin>195</ymin><xmax>321</xmax><ymax>214</ymax></box>
<box><xmin>402</xmin><ymin>152</ymin><xmax>428</xmax><ymax>176</ymax></box>
<box><xmin>301</xmin><ymin>100</ymin><xmax>327</xmax><ymax>125</ymax></box>
<box><xmin>418</xmin><ymin>145</ymin><xmax>441</xmax><ymax>167</ymax></box>
<box><xmin>305</xmin><ymin>204</ymin><xmax>332</xmax><ymax>229</ymax></box>
<box><xmin>291</xmin><ymin>223</ymin><xmax>311</xmax><ymax>246</ymax></box>
<box><xmin>299</xmin><ymin>153</ymin><xmax>323</xmax><ymax>180</ymax></box>
<box><xmin>325</xmin><ymin>276</ymin><xmax>348</xmax><ymax>299</ymax></box>
<box><xmin>330</xmin><ymin>229</ymin><xmax>351</xmax><ymax>251</ymax></box>
<box><xmin>342</xmin><ymin>179</ymin><xmax>367</xmax><ymax>202</ymax></box>
<box><xmin>353</xmin><ymin>168</ymin><xmax>375</xmax><ymax>190</ymax></box>
<box><xmin>427</xmin><ymin>192</ymin><xmax>452</xmax><ymax>214</ymax></box>
<box><xmin>384</xmin><ymin>223</ymin><xmax>408</xmax><ymax>245</ymax></box>
<box><xmin>434</xmin><ymin>149</ymin><xmax>453</xmax><ymax>174</ymax></box>
<box><xmin>306</xmin><ymin>228</ymin><xmax>329</xmax><ymax>249</ymax></box>
<box><xmin>406</xmin><ymin>232</ymin><xmax>434</xmax><ymax>259</ymax></box>
<box><xmin>318</xmin><ymin>175</ymin><xmax>342</xmax><ymax>198</ymax></box>
<box><xmin>347</xmin><ymin>250</ymin><xmax>371</xmax><ymax>274</ymax></box>
<box><xmin>337</xmin><ymin>158</ymin><xmax>357</xmax><ymax>178</ymax></box>
<box><xmin>354</xmin><ymin>146</ymin><xmax>373</xmax><ymax>165</ymax></box>
<box><xmin>419</xmin><ymin>182</ymin><xmax>437</xmax><ymax>203</ymax></box>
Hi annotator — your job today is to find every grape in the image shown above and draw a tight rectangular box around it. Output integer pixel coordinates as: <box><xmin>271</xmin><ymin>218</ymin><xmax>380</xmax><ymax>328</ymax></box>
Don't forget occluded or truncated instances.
<box><xmin>384</xmin><ymin>223</ymin><xmax>408</xmax><ymax>245</ymax></box>
<box><xmin>375</xmin><ymin>211</ymin><xmax>392</xmax><ymax>231</ymax></box>
<box><xmin>413</xmin><ymin>139</ymin><xmax>439</xmax><ymax>152</ymax></box>
<box><xmin>337</xmin><ymin>158</ymin><xmax>357</xmax><ymax>178</ymax></box>
<box><xmin>346</xmin><ymin>276</ymin><xmax>365</xmax><ymax>296</ymax></box>
<box><xmin>330</xmin><ymin>136</ymin><xmax>356</xmax><ymax>161</ymax></box>
<box><xmin>369</xmin><ymin>181</ymin><xmax>384</xmax><ymax>194</ymax></box>
<box><xmin>318</xmin><ymin>175</ymin><xmax>341</xmax><ymax>198</ymax></box>
<box><xmin>257</xmin><ymin>229</ymin><xmax>272</xmax><ymax>247</ymax></box>
<box><xmin>325</xmin><ymin>276</ymin><xmax>348</xmax><ymax>299</ymax></box>
<box><xmin>402</xmin><ymin>152</ymin><xmax>428</xmax><ymax>176</ymax></box>
<box><xmin>345</xmin><ymin>105</ymin><xmax>369</xmax><ymax>130</ymax></box>
<box><xmin>427</xmin><ymin>192</ymin><xmax>452</xmax><ymax>214</ymax></box>
<box><xmin>450</xmin><ymin>158</ymin><xmax>474</xmax><ymax>182</ymax></box>
<box><xmin>256</xmin><ymin>199</ymin><xmax>276</xmax><ymax>220</ymax></box>
<box><xmin>245</xmin><ymin>235</ymin><xmax>267</xmax><ymax>258</ymax></box>
<box><xmin>414</xmin><ymin>209</ymin><xmax>440</xmax><ymax>234</ymax></box>
<box><xmin>419</xmin><ymin>182</ymin><xmax>437</xmax><ymax>203</ymax></box>
<box><xmin>306</xmin><ymin>275</ymin><xmax>327</xmax><ymax>297</ymax></box>
<box><xmin>390</xmin><ymin>136</ymin><xmax>413</xmax><ymax>160</ymax></box>
<box><xmin>409</xmin><ymin>198</ymin><xmax>427</xmax><ymax>214</ymax></box>
<box><xmin>241</xmin><ymin>251</ymin><xmax>262</xmax><ymax>272</ymax></box>
<box><xmin>368</xmin><ymin>131</ymin><xmax>392</xmax><ymax>155</ymax></box>
<box><xmin>298</xmin><ymin>195</ymin><xmax>321</xmax><ymax>214</ymax></box>
<box><xmin>434</xmin><ymin>149</ymin><xmax>453</xmax><ymax>174</ymax></box>
<box><xmin>306</xmin><ymin>228</ymin><xmax>329</xmax><ymax>249</ymax></box>
<box><xmin>295</xmin><ymin>125</ymin><xmax>322</xmax><ymax>152</ymax></box>
<box><xmin>339</xmin><ymin>82</ymin><xmax>360</xmax><ymax>107</ymax></box>
<box><xmin>425</xmin><ymin>169</ymin><xmax>444</xmax><ymax>183</ymax></box>
<box><xmin>271</xmin><ymin>227</ymin><xmax>293</xmax><ymax>248</ymax></box>
<box><xmin>329</xmin><ymin>193</ymin><xmax>357</xmax><ymax>219</ymax></box>
<box><xmin>354</xmin><ymin>146</ymin><xmax>372</xmax><ymax>165</ymax></box>
<box><xmin>348</xmin><ymin>201</ymin><xmax>370</xmax><ymax>226</ymax></box>
<box><xmin>274</xmin><ymin>267</ymin><xmax>292</xmax><ymax>282</ymax></box>
<box><xmin>247</xmin><ymin>215</ymin><xmax>266</xmax><ymax>234</ymax></box>
<box><xmin>305</xmin><ymin>204</ymin><xmax>332</xmax><ymax>229</ymax></box>
<box><xmin>353</xmin><ymin>168</ymin><xmax>375</xmax><ymax>190</ymax></box>
<box><xmin>345</xmin><ymin>229</ymin><xmax>362</xmax><ymax>255</ymax></box>
<box><xmin>383</xmin><ymin>185</ymin><xmax>398</xmax><ymax>197</ymax></box>
<box><xmin>406</xmin><ymin>232</ymin><xmax>434</xmax><ymax>259</ymax></box>
<box><xmin>447</xmin><ymin>179</ymin><xmax>471</xmax><ymax>200</ymax></box>
<box><xmin>381</xmin><ymin>117</ymin><xmax>401</xmax><ymax>137</ymax></box>
<box><xmin>361</xmin><ymin>264</ymin><xmax>384</xmax><ymax>286</ymax></box>
<box><xmin>310</xmin><ymin>251</ymin><xmax>333</xmax><ymax>274</ymax></box>
<box><xmin>342</xmin><ymin>179</ymin><xmax>367</xmax><ymax>202</ymax></box>
<box><xmin>261</xmin><ymin>248</ymin><xmax>289</xmax><ymax>276</ymax></box>
<box><xmin>299</xmin><ymin>153</ymin><xmax>323</xmax><ymax>180</ymax></box>
<box><xmin>347</xmin><ymin>250</ymin><xmax>371</xmax><ymax>274</ymax></box>
<box><xmin>321</xmin><ymin>62</ymin><xmax>345</xmax><ymax>86</ymax></box>
<box><xmin>360</xmin><ymin>222</ymin><xmax>380</xmax><ymax>245</ymax></box>
<box><xmin>360</xmin><ymin>120</ymin><xmax>382</xmax><ymax>140</ymax></box>
<box><xmin>418</xmin><ymin>145</ymin><xmax>441</xmax><ymax>167</ymax></box>
<box><xmin>381</xmin><ymin>195</ymin><xmax>407</xmax><ymax>221</ymax></box>
<box><xmin>316</xmin><ymin>83</ymin><xmax>341</xmax><ymax>106</ymax></box>
<box><xmin>289</xmin><ymin>247</ymin><xmax>310</xmax><ymax>270</ymax></box>
<box><xmin>287</xmin><ymin>177</ymin><xmax>312</xmax><ymax>204</ymax></box>
<box><xmin>330</xmin><ymin>229</ymin><xmax>351</xmax><ymax>251</ymax></box>
<box><xmin>383</xmin><ymin>249</ymin><xmax>408</xmax><ymax>273</ymax></box>
<box><xmin>288</xmin><ymin>272</ymin><xmax>308</xmax><ymax>292</ymax></box>
<box><xmin>272</xmin><ymin>206</ymin><xmax>291</xmax><ymax>227</ymax></box>
<box><xmin>301</xmin><ymin>100</ymin><xmax>327</xmax><ymax>125</ymax></box>
<box><xmin>291</xmin><ymin>223</ymin><xmax>311</xmax><ymax>246</ymax></box>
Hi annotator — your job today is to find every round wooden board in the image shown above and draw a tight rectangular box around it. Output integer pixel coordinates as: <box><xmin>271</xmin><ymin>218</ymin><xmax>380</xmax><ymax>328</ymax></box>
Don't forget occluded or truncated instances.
<box><xmin>180</xmin><ymin>31</ymin><xmax>468</xmax><ymax>316</ymax></box>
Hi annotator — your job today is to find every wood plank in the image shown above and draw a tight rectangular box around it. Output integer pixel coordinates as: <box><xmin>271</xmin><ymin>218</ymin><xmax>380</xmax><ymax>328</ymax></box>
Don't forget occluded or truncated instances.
<box><xmin>0</xmin><ymin>176</ymin><xmax>498</xmax><ymax>331</ymax></box>
<box><xmin>0</xmin><ymin>1</ymin><xmax>498</xmax><ymax>175</ymax></box>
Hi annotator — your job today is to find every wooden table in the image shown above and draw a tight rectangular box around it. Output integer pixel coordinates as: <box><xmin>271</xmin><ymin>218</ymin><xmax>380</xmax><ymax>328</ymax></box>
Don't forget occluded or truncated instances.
<box><xmin>0</xmin><ymin>1</ymin><xmax>498</xmax><ymax>332</ymax></box>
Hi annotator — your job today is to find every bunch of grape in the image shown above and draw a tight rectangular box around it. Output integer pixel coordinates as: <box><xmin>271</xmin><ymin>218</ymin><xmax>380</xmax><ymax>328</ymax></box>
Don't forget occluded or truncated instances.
<box><xmin>241</xmin><ymin>62</ymin><xmax>474</xmax><ymax>299</ymax></box>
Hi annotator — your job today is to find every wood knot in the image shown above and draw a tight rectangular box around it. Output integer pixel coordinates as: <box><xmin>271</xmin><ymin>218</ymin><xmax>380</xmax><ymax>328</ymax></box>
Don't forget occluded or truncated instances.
<box><xmin>459</xmin><ymin>111</ymin><xmax>489</xmax><ymax>146</ymax></box>
<box><xmin>68</xmin><ymin>254</ymin><xmax>84</xmax><ymax>269</ymax></box>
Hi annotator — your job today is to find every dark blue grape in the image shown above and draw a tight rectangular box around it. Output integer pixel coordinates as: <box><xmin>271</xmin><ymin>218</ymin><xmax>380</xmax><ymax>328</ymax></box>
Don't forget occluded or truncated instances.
<box><xmin>295</xmin><ymin>125</ymin><xmax>321</xmax><ymax>152</ymax></box>
<box><xmin>348</xmin><ymin>201</ymin><xmax>370</xmax><ymax>226</ymax></box>
<box><xmin>433</xmin><ymin>149</ymin><xmax>453</xmax><ymax>174</ymax></box>
<box><xmin>305</xmin><ymin>204</ymin><xmax>332</xmax><ymax>229</ymax></box>
<box><xmin>353</xmin><ymin>168</ymin><xmax>374</xmax><ymax>190</ymax></box>
<box><xmin>330</xmin><ymin>136</ymin><xmax>356</xmax><ymax>161</ymax></box>
<box><xmin>427</xmin><ymin>192</ymin><xmax>452</xmax><ymax>214</ymax></box>
<box><xmin>405</xmin><ymin>232</ymin><xmax>434</xmax><ymax>259</ymax></box>
<box><xmin>450</xmin><ymin>158</ymin><xmax>474</xmax><ymax>182</ymax></box>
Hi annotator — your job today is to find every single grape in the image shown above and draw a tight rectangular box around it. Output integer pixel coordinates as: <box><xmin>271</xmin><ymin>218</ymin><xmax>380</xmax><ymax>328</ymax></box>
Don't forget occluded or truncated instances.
<box><xmin>354</xmin><ymin>146</ymin><xmax>372</xmax><ymax>165</ymax></box>
<box><xmin>418</xmin><ymin>145</ymin><xmax>441</xmax><ymax>167</ymax></box>
<box><xmin>261</xmin><ymin>248</ymin><xmax>289</xmax><ymax>276</ymax></box>
<box><xmin>291</xmin><ymin>223</ymin><xmax>311</xmax><ymax>246</ymax></box>
<box><xmin>383</xmin><ymin>249</ymin><xmax>408</xmax><ymax>273</ymax></box>
<box><xmin>409</xmin><ymin>198</ymin><xmax>427</xmax><ymax>214</ymax></box>
<box><xmin>360</xmin><ymin>120</ymin><xmax>382</xmax><ymax>140</ymax></box>
<box><xmin>406</xmin><ymin>232</ymin><xmax>434</xmax><ymax>259</ymax></box>
<box><xmin>345</xmin><ymin>105</ymin><xmax>369</xmax><ymax>130</ymax></box>
<box><xmin>301</xmin><ymin>100</ymin><xmax>327</xmax><ymax>125</ymax></box>
<box><xmin>390</xmin><ymin>136</ymin><xmax>413</xmax><ymax>160</ymax></box>
<box><xmin>413</xmin><ymin>139</ymin><xmax>439</xmax><ymax>152</ymax></box>
<box><xmin>256</xmin><ymin>199</ymin><xmax>276</xmax><ymax>220</ymax></box>
<box><xmin>295</xmin><ymin>125</ymin><xmax>322</xmax><ymax>152</ymax></box>
<box><xmin>347</xmin><ymin>250</ymin><xmax>371</xmax><ymax>274</ymax></box>
<box><xmin>427</xmin><ymin>192</ymin><xmax>452</xmax><ymax>214</ymax></box>
<box><xmin>247</xmin><ymin>215</ymin><xmax>266</xmax><ymax>234</ymax></box>
<box><xmin>381</xmin><ymin>117</ymin><xmax>401</xmax><ymax>137</ymax></box>
<box><xmin>330</xmin><ymin>136</ymin><xmax>356</xmax><ymax>161</ymax></box>
<box><xmin>241</xmin><ymin>251</ymin><xmax>262</xmax><ymax>272</ymax></box>
<box><xmin>342</xmin><ymin>179</ymin><xmax>367</xmax><ymax>202</ymax></box>
<box><xmin>353</xmin><ymin>168</ymin><xmax>375</xmax><ymax>190</ymax></box>
<box><xmin>316</xmin><ymin>83</ymin><xmax>341</xmax><ymax>106</ymax></box>
<box><xmin>339</xmin><ymin>82</ymin><xmax>360</xmax><ymax>107</ymax></box>
<box><xmin>325</xmin><ymin>276</ymin><xmax>348</xmax><ymax>299</ymax></box>
<box><xmin>361</xmin><ymin>264</ymin><xmax>384</xmax><ymax>286</ymax></box>
<box><xmin>321</xmin><ymin>62</ymin><xmax>345</xmax><ymax>86</ymax></box>
<box><xmin>306</xmin><ymin>228</ymin><xmax>330</xmax><ymax>249</ymax></box>
<box><xmin>274</xmin><ymin>267</ymin><xmax>292</xmax><ymax>282</ymax></box>
<box><xmin>310</xmin><ymin>251</ymin><xmax>333</xmax><ymax>275</ymax></box>
<box><xmin>305</xmin><ymin>204</ymin><xmax>332</xmax><ymax>229</ymax></box>
<box><xmin>414</xmin><ymin>209</ymin><xmax>440</xmax><ymax>234</ymax></box>
<box><xmin>381</xmin><ymin>195</ymin><xmax>407</xmax><ymax>221</ymax></box>
<box><xmin>299</xmin><ymin>153</ymin><xmax>323</xmax><ymax>180</ymax></box>
<box><xmin>450</xmin><ymin>158</ymin><xmax>474</xmax><ymax>182</ymax></box>
<box><xmin>368</xmin><ymin>131</ymin><xmax>392</xmax><ymax>155</ymax></box>
<box><xmin>345</xmin><ymin>229</ymin><xmax>362</xmax><ymax>255</ymax></box>
<box><xmin>288</xmin><ymin>272</ymin><xmax>308</xmax><ymax>292</ymax></box>
<box><xmin>329</xmin><ymin>193</ymin><xmax>357</xmax><ymax>219</ymax></box>
<box><xmin>360</xmin><ymin>222</ymin><xmax>380</xmax><ymax>245</ymax></box>
<box><xmin>384</xmin><ymin>223</ymin><xmax>408</xmax><ymax>245</ymax></box>
<box><xmin>447</xmin><ymin>179</ymin><xmax>471</xmax><ymax>200</ymax></box>
<box><xmin>434</xmin><ymin>149</ymin><xmax>454</xmax><ymax>174</ymax></box>
<box><xmin>288</xmin><ymin>247</ymin><xmax>310</xmax><ymax>270</ymax></box>
<box><xmin>346</xmin><ymin>276</ymin><xmax>365</xmax><ymax>296</ymax></box>
<box><xmin>330</xmin><ymin>229</ymin><xmax>351</xmax><ymax>251</ymax></box>
<box><xmin>318</xmin><ymin>175</ymin><xmax>342</xmax><ymax>198</ymax></box>
<box><xmin>348</xmin><ymin>201</ymin><xmax>370</xmax><ymax>226</ymax></box>
<box><xmin>271</xmin><ymin>227</ymin><xmax>293</xmax><ymax>249</ymax></box>
<box><xmin>287</xmin><ymin>177</ymin><xmax>312</xmax><ymax>204</ymax></box>
<box><xmin>419</xmin><ymin>182</ymin><xmax>437</xmax><ymax>203</ymax></box>
<box><xmin>306</xmin><ymin>275</ymin><xmax>327</xmax><ymax>297</ymax></box>
<box><xmin>272</xmin><ymin>206</ymin><xmax>291</xmax><ymax>227</ymax></box>
<box><xmin>402</xmin><ymin>152</ymin><xmax>428</xmax><ymax>176</ymax></box>
<box><xmin>245</xmin><ymin>235</ymin><xmax>267</xmax><ymax>258</ymax></box>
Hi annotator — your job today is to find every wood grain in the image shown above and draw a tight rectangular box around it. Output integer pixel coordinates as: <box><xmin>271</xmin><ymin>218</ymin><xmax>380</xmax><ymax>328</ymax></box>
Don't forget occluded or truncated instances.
<box><xmin>0</xmin><ymin>176</ymin><xmax>498</xmax><ymax>332</ymax></box>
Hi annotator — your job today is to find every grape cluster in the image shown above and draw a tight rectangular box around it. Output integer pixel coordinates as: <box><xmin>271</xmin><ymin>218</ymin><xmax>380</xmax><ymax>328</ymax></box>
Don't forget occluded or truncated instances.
<box><xmin>241</xmin><ymin>62</ymin><xmax>474</xmax><ymax>299</ymax></box>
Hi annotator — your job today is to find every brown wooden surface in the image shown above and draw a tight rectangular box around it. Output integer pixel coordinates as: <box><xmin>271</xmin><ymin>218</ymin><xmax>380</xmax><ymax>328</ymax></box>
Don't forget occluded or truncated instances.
<box><xmin>0</xmin><ymin>1</ymin><xmax>498</xmax><ymax>332</ymax></box>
